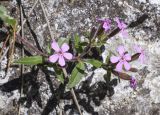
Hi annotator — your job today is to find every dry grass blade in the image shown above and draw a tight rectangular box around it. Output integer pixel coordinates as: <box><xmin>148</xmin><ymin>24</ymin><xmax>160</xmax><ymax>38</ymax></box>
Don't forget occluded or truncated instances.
<box><xmin>0</xmin><ymin>35</ymin><xmax>10</xmax><ymax>59</ymax></box>
<box><xmin>17</xmin><ymin>0</ymin><xmax>39</xmax><ymax>34</ymax></box>
<box><xmin>62</xmin><ymin>68</ymin><xmax>83</xmax><ymax>115</ymax></box>
<box><xmin>39</xmin><ymin>0</ymin><xmax>54</xmax><ymax>39</ymax></box>
<box><xmin>18</xmin><ymin>3</ymin><xmax>24</xmax><ymax>115</ymax></box>
<box><xmin>0</xmin><ymin>46</ymin><xmax>9</xmax><ymax>63</ymax></box>
<box><xmin>5</xmin><ymin>26</ymin><xmax>16</xmax><ymax>77</ymax></box>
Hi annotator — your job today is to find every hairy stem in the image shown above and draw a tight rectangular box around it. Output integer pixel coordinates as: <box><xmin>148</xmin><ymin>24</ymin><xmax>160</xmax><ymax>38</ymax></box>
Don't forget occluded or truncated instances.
<box><xmin>80</xmin><ymin>24</ymin><xmax>102</xmax><ymax>58</ymax></box>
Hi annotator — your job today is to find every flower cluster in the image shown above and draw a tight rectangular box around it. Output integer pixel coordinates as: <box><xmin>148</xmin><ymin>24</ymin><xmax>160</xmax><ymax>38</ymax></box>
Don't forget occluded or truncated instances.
<box><xmin>130</xmin><ymin>76</ymin><xmax>137</xmax><ymax>89</ymax></box>
<box><xmin>48</xmin><ymin>17</ymin><xmax>146</xmax><ymax>90</ymax></box>
<box><xmin>96</xmin><ymin>18</ymin><xmax>111</xmax><ymax>32</ymax></box>
<box><xmin>110</xmin><ymin>44</ymin><xmax>146</xmax><ymax>89</ymax></box>
<box><xmin>110</xmin><ymin>45</ymin><xmax>146</xmax><ymax>70</ymax></box>
<box><xmin>134</xmin><ymin>45</ymin><xmax>146</xmax><ymax>63</ymax></box>
<box><xmin>115</xmin><ymin>17</ymin><xmax>128</xmax><ymax>38</ymax></box>
<box><xmin>97</xmin><ymin>17</ymin><xmax>128</xmax><ymax>38</ymax></box>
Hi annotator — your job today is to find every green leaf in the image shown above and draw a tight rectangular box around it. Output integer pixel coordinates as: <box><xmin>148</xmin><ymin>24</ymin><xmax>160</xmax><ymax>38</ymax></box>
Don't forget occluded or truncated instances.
<box><xmin>5</xmin><ymin>16</ymin><xmax>16</xmax><ymax>27</ymax></box>
<box><xmin>74</xmin><ymin>34</ymin><xmax>83</xmax><ymax>53</ymax></box>
<box><xmin>105</xmin><ymin>51</ymin><xmax>111</xmax><ymax>64</ymax></box>
<box><xmin>58</xmin><ymin>37</ymin><xmax>69</xmax><ymax>46</ymax></box>
<box><xmin>97</xmin><ymin>24</ymin><xmax>104</xmax><ymax>36</ymax></box>
<box><xmin>67</xmin><ymin>61</ymin><xmax>85</xmax><ymax>88</ymax></box>
<box><xmin>54</xmin><ymin>66</ymin><xmax>64</xmax><ymax>84</ymax></box>
<box><xmin>15</xmin><ymin>56</ymin><xmax>43</xmax><ymax>65</ymax></box>
<box><xmin>0</xmin><ymin>6</ymin><xmax>7</xmax><ymax>15</ymax></box>
<box><xmin>84</xmin><ymin>59</ymin><xmax>102</xmax><ymax>68</ymax></box>
<box><xmin>98</xmin><ymin>33</ymin><xmax>107</xmax><ymax>41</ymax></box>
<box><xmin>103</xmin><ymin>70</ymin><xmax>111</xmax><ymax>83</ymax></box>
<box><xmin>79</xmin><ymin>42</ymin><xmax>88</xmax><ymax>46</ymax></box>
<box><xmin>47</xmin><ymin>42</ymin><xmax>51</xmax><ymax>54</ymax></box>
<box><xmin>0</xmin><ymin>6</ymin><xmax>16</xmax><ymax>27</ymax></box>
<box><xmin>84</xmin><ymin>31</ymin><xmax>90</xmax><ymax>38</ymax></box>
<box><xmin>94</xmin><ymin>41</ymin><xmax>106</xmax><ymax>47</ymax></box>
<box><xmin>57</xmin><ymin>73</ymin><xmax>64</xmax><ymax>84</ymax></box>
<box><xmin>74</xmin><ymin>33</ymin><xmax>80</xmax><ymax>49</ymax></box>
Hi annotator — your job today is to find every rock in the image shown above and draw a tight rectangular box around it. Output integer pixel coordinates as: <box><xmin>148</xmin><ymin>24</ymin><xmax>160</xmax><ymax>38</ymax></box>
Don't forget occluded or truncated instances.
<box><xmin>0</xmin><ymin>0</ymin><xmax>160</xmax><ymax>115</ymax></box>
<box><xmin>148</xmin><ymin>0</ymin><xmax>160</xmax><ymax>5</ymax></box>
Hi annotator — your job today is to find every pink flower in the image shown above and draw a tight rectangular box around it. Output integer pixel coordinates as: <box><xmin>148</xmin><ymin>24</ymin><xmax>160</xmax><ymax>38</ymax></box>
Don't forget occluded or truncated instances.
<box><xmin>130</xmin><ymin>76</ymin><xmax>137</xmax><ymax>89</ymax></box>
<box><xmin>49</xmin><ymin>41</ymin><xmax>73</xmax><ymax>66</ymax></box>
<box><xmin>134</xmin><ymin>45</ymin><xmax>145</xmax><ymax>63</ymax></box>
<box><xmin>110</xmin><ymin>45</ymin><xmax>131</xmax><ymax>72</ymax></box>
<box><xmin>97</xmin><ymin>18</ymin><xmax>111</xmax><ymax>32</ymax></box>
<box><xmin>115</xmin><ymin>17</ymin><xmax>128</xmax><ymax>38</ymax></box>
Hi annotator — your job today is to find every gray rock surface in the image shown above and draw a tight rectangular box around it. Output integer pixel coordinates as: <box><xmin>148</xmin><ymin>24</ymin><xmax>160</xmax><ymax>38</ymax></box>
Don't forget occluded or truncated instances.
<box><xmin>0</xmin><ymin>0</ymin><xmax>160</xmax><ymax>115</ymax></box>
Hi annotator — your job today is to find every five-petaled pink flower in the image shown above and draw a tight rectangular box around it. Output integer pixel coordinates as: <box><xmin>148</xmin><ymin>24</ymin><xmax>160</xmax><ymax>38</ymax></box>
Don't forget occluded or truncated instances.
<box><xmin>49</xmin><ymin>41</ymin><xmax>73</xmax><ymax>66</ymax></box>
<box><xmin>115</xmin><ymin>17</ymin><xmax>128</xmax><ymax>38</ymax></box>
<box><xmin>110</xmin><ymin>45</ymin><xmax>131</xmax><ymax>72</ymax></box>
<box><xmin>97</xmin><ymin>18</ymin><xmax>111</xmax><ymax>32</ymax></box>
<box><xmin>130</xmin><ymin>76</ymin><xmax>137</xmax><ymax>89</ymax></box>
<box><xmin>134</xmin><ymin>45</ymin><xmax>145</xmax><ymax>63</ymax></box>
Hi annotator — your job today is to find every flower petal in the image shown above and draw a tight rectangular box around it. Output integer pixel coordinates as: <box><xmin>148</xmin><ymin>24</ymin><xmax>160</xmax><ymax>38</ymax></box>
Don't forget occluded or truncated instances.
<box><xmin>103</xmin><ymin>22</ymin><xmax>110</xmax><ymax>31</ymax></box>
<box><xmin>61</xmin><ymin>43</ymin><xmax>69</xmax><ymax>52</ymax></box>
<box><xmin>134</xmin><ymin>45</ymin><xmax>142</xmax><ymax>53</ymax></box>
<box><xmin>63</xmin><ymin>53</ymin><xmax>73</xmax><ymax>60</ymax></box>
<box><xmin>124</xmin><ymin>54</ymin><xmax>131</xmax><ymax>61</ymax></box>
<box><xmin>139</xmin><ymin>54</ymin><xmax>145</xmax><ymax>63</ymax></box>
<box><xmin>110</xmin><ymin>56</ymin><xmax>120</xmax><ymax>63</ymax></box>
<box><xmin>121</xmin><ymin>30</ymin><xmax>128</xmax><ymax>38</ymax></box>
<box><xmin>49</xmin><ymin>54</ymin><xmax>59</xmax><ymax>63</ymax></box>
<box><xmin>121</xmin><ymin>22</ymin><xmax>127</xmax><ymax>29</ymax></box>
<box><xmin>115</xmin><ymin>17</ymin><xmax>127</xmax><ymax>30</ymax></box>
<box><xmin>116</xmin><ymin>61</ymin><xmax>123</xmax><ymax>72</ymax></box>
<box><xmin>58</xmin><ymin>55</ymin><xmax>65</xmax><ymax>66</ymax></box>
<box><xmin>124</xmin><ymin>61</ymin><xmax>131</xmax><ymax>71</ymax></box>
<box><xmin>115</xmin><ymin>17</ymin><xmax>121</xmax><ymax>28</ymax></box>
<box><xmin>130</xmin><ymin>76</ymin><xmax>137</xmax><ymax>89</ymax></box>
<box><xmin>51</xmin><ymin>41</ymin><xmax>60</xmax><ymax>52</ymax></box>
<box><xmin>117</xmin><ymin>45</ymin><xmax>125</xmax><ymax>56</ymax></box>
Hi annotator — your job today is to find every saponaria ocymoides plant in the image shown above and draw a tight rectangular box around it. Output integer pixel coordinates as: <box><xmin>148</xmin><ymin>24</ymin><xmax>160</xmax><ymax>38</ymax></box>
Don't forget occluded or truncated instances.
<box><xmin>0</xmin><ymin>5</ymin><xmax>148</xmax><ymax>115</ymax></box>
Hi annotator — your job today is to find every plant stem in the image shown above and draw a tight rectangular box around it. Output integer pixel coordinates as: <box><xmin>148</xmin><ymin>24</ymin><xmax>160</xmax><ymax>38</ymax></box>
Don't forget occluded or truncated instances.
<box><xmin>80</xmin><ymin>24</ymin><xmax>102</xmax><ymax>58</ymax></box>
<box><xmin>16</xmin><ymin>34</ymin><xmax>48</xmax><ymax>56</ymax></box>
<box><xmin>62</xmin><ymin>68</ymin><xmax>83</xmax><ymax>115</ymax></box>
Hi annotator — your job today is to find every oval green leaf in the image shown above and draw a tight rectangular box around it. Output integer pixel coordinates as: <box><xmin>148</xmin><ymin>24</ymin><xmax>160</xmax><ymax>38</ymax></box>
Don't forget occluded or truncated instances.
<box><xmin>84</xmin><ymin>59</ymin><xmax>102</xmax><ymax>68</ymax></box>
<box><xmin>67</xmin><ymin>61</ymin><xmax>85</xmax><ymax>88</ymax></box>
<box><xmin>0</xmin><ymin>6</ymin><xmax>16</xmax><ymax>27</ymax></box>
<box><xmin>14</xmin><ymin>56</ymin><xmax>43</xmax><ymax>65</ymax></box>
